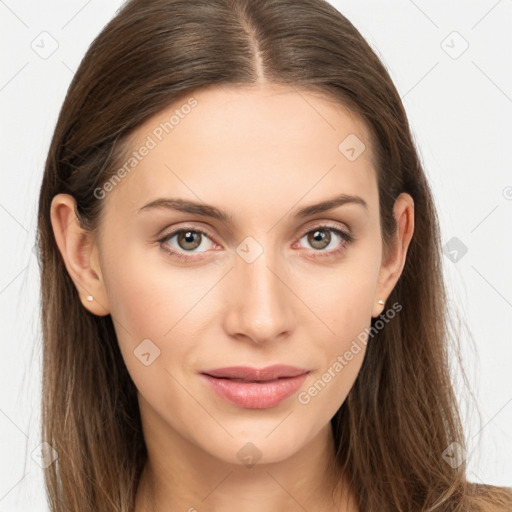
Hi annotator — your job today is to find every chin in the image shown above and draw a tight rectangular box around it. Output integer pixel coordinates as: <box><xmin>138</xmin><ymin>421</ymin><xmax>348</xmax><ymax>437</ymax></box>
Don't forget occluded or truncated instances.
<box><xmin>197</xmin><ymin>426</ymin><xmax>311</xmax><ymax>467</ymax></box>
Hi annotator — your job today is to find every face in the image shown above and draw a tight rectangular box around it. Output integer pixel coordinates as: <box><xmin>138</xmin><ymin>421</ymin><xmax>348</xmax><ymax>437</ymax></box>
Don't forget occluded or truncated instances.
<box><xmin>64</xmin><ymin>83</ymin><xmax>408</xmax><ymax>467</ymax></box>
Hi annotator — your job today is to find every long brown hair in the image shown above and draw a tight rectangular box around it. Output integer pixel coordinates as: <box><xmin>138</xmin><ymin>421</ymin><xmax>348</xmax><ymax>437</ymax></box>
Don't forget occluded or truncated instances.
<box><xmin>36</xmin><ymin>0</ymin><xmax>512</xmax><ymax>510</ymax></box>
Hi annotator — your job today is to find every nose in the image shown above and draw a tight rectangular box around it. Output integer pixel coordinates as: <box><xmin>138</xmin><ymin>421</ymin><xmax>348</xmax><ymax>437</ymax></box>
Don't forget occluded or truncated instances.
<box><xmin>222</xmin><ymin>246</ymin><xmax>296</xmax><ymax>346</ymax></box>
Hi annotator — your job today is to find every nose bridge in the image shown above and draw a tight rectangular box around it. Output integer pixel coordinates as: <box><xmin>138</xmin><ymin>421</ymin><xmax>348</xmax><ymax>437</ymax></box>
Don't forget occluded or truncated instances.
<box><xmin>224</xmin><ymin>238</ymin><xmax>294</xmax><ymax>343</ymax></box>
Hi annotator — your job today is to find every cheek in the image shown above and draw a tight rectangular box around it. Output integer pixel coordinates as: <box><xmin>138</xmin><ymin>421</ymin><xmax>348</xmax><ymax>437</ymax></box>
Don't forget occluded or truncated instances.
<box><xmin>293</xmin><ymin>257</ymin><xmax>379</xmax><ymax>414</ymax></box>
<box><xmin>102</xmin><ymin>239</ymin><xmax>205</xmax><ymax>339</ymax></box>
<box><xmin>100</xmin><ymin>243</ymin><xmax>221</xmax><ymax>394</ymax></box>
<box><xmin>298</xmin><ymin>307</ymin><xmax>370</xmax><ymax>423</ymax></box>
<box><xmin>294</xmin><ymin>258</ymin><xmax>378</xmax><ymax>333</ymax></box>
<box><xmin>104</xmin><ymin>262</ymin><xmax>197</xmax><ymax>417</ymax></box>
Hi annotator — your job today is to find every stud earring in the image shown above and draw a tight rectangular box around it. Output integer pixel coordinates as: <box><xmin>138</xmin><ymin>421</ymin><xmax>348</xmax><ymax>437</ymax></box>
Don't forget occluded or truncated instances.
<box><xmin>377</xmin><ymin>300</ymin><xmax>384</xmax><ymax>305</ymax></box>
<box><xmin>86</xmin><ymin>295</ymin><xmax>94</xmax><ymax>302</ymax></box>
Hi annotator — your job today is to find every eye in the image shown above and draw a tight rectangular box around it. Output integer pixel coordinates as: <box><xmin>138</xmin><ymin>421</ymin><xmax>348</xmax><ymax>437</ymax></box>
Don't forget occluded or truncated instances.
<box><xmin>157</xmin><ymin>223</ymin><xmax>354</xmax><ymax>262</ymax></box>
<box><xmin>158</xmin><ymin>227</ymin><xmax>216</xmax><ymax>262</ymax></box>
<box><xmin>296</xmin><ymin>224</ymin><xmax>353</xmax><ymax>258</ymax></box>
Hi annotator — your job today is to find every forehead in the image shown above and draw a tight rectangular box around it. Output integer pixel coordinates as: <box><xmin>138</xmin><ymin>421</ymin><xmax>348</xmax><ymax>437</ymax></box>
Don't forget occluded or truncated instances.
<box><xmin>104</xmin><ymin>83</ymin><xmax>378</xmax><ymax>221</ymax></box>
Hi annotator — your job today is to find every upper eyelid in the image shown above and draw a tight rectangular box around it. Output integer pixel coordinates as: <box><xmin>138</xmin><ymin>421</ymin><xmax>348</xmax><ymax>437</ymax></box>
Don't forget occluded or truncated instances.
<box><xmin>298</xmin><ymin>220</ymin><xmax>350</xmax><ymax>236</ymax></box>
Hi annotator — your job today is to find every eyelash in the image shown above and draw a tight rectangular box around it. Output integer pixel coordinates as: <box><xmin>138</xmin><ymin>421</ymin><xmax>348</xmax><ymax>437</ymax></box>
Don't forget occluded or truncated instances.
<box><xmin>157</xmin><ymin>223</ymin><xmax>354</xmax><ymax>262</ymax></box>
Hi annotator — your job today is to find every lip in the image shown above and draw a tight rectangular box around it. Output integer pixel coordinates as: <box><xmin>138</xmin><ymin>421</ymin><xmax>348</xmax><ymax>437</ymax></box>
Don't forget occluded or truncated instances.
<box><xmin>201</xmin><ymin>365</ymin><xmax>309</xmax><ymax>381</ymax></box>
<box><xmin>200</xmin><ymin>365</ymin><xmax>310</xmax><ymax>409</ymax></box>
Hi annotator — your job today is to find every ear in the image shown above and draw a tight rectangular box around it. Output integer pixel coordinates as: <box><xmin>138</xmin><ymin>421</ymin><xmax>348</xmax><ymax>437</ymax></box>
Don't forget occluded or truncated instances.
<box><xmin>372</xmin><ymin>192</ymin><xmax>414</xmax><ymax>318</ymax></box>
<box><xmin>50</xmin><ymin>193</ymin><xmax>110</xmax><ymax>316</ymax></box>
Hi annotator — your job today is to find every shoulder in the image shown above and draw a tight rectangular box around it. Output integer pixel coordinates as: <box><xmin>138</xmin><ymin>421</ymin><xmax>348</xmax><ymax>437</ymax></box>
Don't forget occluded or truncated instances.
<box><xmin>465</xmin><ymin>482</ymin><xmax>512</xmax><ymax>512</ymax></box>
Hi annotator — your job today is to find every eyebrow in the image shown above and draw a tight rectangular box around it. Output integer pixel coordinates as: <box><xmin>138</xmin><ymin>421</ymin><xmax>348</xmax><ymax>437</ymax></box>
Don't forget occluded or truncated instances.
<box><xmin>137</xmin><ymin>193</ymin><xmax>368</xmax><ymax>221</ymax></box>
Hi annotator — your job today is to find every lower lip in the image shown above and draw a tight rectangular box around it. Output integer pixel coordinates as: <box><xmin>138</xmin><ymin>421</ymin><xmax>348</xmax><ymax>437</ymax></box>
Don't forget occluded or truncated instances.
<box><xmin>200</xmin><ymin>373</ymin><xmax>309</xmax><ymax>409</ymax></box>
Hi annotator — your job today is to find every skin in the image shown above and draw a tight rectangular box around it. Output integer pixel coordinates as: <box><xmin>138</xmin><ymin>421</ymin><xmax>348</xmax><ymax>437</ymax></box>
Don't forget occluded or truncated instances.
<box><xmin>50</xmin><ymin>83</ymin><xmax>414</xmax><ymax>512</ymax></box>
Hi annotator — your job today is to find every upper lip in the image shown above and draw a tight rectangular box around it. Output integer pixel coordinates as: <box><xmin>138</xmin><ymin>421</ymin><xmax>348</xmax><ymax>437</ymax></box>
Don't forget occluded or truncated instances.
<box><xmin>201</xmin><ymin>365</ymin><xmax>309</xmax><ymax>381</ymax></box>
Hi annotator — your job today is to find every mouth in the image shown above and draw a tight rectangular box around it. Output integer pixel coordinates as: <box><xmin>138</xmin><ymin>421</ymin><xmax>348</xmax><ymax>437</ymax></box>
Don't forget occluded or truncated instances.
<box><xmin>200</xmin><ymin>364</ymin><xmax>309</xmax><ymax>381</ymax></box>
<box><xmin>205</xmin><ymin>376</ymin><xmax>291</xmax><ymax>383</ymax></box>
<box><xmin>199</xmin><ymin>365</ymin><xmax>310</xmax><ymax>409</ymax></box>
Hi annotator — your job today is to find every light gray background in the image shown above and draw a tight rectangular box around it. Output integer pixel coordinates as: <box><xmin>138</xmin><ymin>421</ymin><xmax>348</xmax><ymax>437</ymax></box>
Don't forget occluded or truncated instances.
<box><xmin>1</xmin><ymin>0</ymin><xmax>511</xmax><ymax>510</ymax></box>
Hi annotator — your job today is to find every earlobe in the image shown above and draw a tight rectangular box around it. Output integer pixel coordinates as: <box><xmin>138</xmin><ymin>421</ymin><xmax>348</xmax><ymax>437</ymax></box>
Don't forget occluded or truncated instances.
<box><xmin>50</xmin><ymin>193</ymin><xmax>110</xmax><ymax>317</ymax></box>
<box><xmin>372</xmin><ymin>193</ymin><xmax>414</xmax><ymax>318</ymax></box>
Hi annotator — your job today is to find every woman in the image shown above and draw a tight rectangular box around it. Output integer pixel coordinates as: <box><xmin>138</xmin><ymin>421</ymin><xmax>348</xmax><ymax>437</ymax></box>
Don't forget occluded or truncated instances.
<box><xmin>36</xmin><ymin>0</ymin><xmax>512</xmax><ymax>510</ymax></box>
